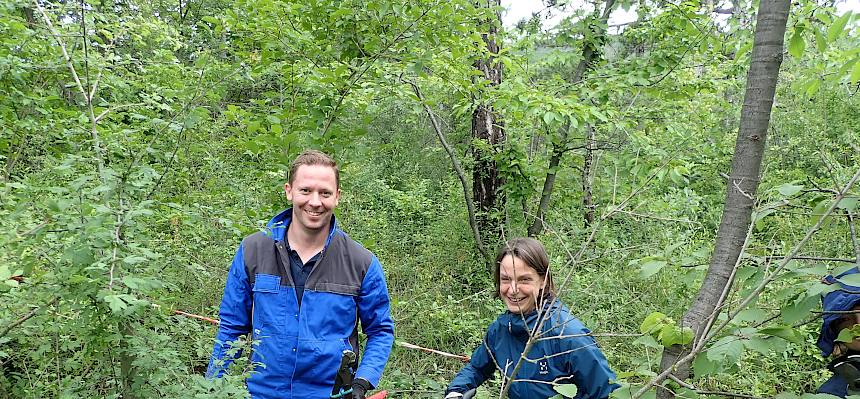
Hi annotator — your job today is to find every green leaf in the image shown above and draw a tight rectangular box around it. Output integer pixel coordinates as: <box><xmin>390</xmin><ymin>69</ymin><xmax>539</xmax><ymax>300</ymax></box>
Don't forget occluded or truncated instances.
<box><xmin>838</xmin><ymin>273</ymin><xmax>860</xmax><ymax>287</ymax></box>
<box><xmin>692</xmin><ymin>352</ymin><xmax>719</xmax><ymax>376</ymax></box>
<box><xmin>745</xmin><ymin>336</ymin><xmax>782</xmax><ymax>355</ymax></box>
<box><xmin>735</xmin><ymin>308</ymin><xmax>769</xmax><ymax>323</ymax></box>
<box><xmin>776</xmin><ymin>183</ymin><xmax>803</xmax><ymax>197</ymax></box>
<box><xmin>828</xmin><ymin>12</ymin><xmax>851</xmax><ymax>42</ymax></box>
<box><xmin>775</xmin><ymin>392</ymin><xmax>799</xmax><ymax>399</ymax></box>
<box><xmin>707</xmin><ymin>336</ymin><xmax>744</xmax><ymax>363</ymax></box>
<box><xmin>736</xmin><ymin>41</ymin><xmax>752</xmax><ymax>60</ymax></box>
<box><xmin>554</xmin><ymin>384</ymin><xmax>578</xmax><ymax>398</ymax></box>
<box><xmin>675</xmin><ymin>387</ymin><xmax>700</xmax><ymax>399</ymax></box>
<box><xmin>788</xmin><ymin>31</ymin><xmax>805</xmax><ymax>58</ymax></box>
<box><xmin>543</xmin><ymin>111</ymin><xmax>559</xmax><ymax>125</ymax></box>
<box><xmin>658</xmin><ymin>325</ymin><xmax>694</xmax><ymax>347</ymax></box>
<box><xmin>104</xmin><ymin>295</ymin><xmax>128</xmax><ymax>313</ymax></box>
<box><xmin>851</xmin><ymin>60</ymin><xmax>860</xmax><ymax>85</ymax></box>
<box><xmin>814</xmin><ymin>28</ymin><xmax>828</xmax><ymax>52</ymax></box>
<box><xmin>811</xmin><ymin>199</ymin><xmax>834</xmax><ymax>226</ymax></box>
<box><xmin>758</xmin><ymin>325</ymin><xmax>802</xmax><ymax>343</ymax></box>
<box><xmin>632</xmin><ymin>335</ymin><xmax>662</xmax><ymax>349</ymax></box>
<box><xmin>838</xmin><ymin>197</ymin><xmax>859</xmax><ymax>212</ymax></box>
<box><xmin>639</xmin><ymin>260</ymin><xmax>667</xmax><ymax>279</ymax></box>
<box><xmin>835</xmin><ymin>327</ymin><xmax>858</xmax><ymax>343</ymax></box>
<box><xmin>781</xmin><ymin>295</ymin><xmax>819</xmax><ymax>323</ymax></box>
<box><xmin>640</xmin><ymin>312</ymin><xmax>670</xmax><ymax>334</ymax></box>
<box><xmin>802</xmin><ymin>393</ymin><xmax>844</xmax><ymax>399</ymax></box>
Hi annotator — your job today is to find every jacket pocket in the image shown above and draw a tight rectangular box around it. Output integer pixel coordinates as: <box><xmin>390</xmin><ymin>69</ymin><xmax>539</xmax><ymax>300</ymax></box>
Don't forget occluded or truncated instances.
<box><xmin>252</xmin><ymin>274</ymin><xmax>286</xmax><ymax>330</ymax></box>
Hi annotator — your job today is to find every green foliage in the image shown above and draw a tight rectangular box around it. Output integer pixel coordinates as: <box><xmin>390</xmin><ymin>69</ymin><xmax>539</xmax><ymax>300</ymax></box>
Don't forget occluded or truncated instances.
<box><xmin>0</xmin><ymin>0</ymin><xmax>858</xmax><ymax>397</ymax></box>
<box><xmin>639</xmin><ymin>312</ymin><xmax>693</xmax><ymax>347</ymax></box>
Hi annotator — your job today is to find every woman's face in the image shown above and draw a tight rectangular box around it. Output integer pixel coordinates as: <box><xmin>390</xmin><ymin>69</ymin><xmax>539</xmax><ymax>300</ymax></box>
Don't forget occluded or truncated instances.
<box><xmin>499</xmin><ymin>254</ymin><xmax>545</xmax><ymax>314</ymax></box>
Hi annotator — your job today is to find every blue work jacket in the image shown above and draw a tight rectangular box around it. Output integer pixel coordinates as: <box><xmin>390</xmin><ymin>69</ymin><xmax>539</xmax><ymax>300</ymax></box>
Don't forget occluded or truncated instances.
<box><xmin>447</xmin><ymin>299</ymin><xmax>619</xmax><ymax>399</ymax></box>
<box><xmin>206</xmin><ymin>209</ymin><xmax>395</xmax><ymax>398</ymax></box>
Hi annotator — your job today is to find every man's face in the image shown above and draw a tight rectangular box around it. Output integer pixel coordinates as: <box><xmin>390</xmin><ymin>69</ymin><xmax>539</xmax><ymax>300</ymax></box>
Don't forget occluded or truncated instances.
<box><xmin>499</xmin><ymin>254</ymin><xmax>545</xmax><ymax>314</ymax></box>
<box><xmin>284</xmin><ymin>164</ymin><xmax>340</xmax><ymax>235</ymax></box>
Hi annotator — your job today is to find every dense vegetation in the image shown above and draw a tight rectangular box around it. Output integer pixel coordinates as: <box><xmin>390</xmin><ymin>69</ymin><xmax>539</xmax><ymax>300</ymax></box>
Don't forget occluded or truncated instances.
<box><xmin>1</xmin><ymin>0</ymin><xmax>858</xmax><ymax>397</ymax></box>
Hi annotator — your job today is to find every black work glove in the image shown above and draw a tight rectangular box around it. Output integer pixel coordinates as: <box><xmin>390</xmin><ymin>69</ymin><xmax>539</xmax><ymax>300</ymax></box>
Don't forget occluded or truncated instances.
<box><xmin>350</xmin><ymin>378</ymin><xmax>372</xmax><ymax>399</ymax></box>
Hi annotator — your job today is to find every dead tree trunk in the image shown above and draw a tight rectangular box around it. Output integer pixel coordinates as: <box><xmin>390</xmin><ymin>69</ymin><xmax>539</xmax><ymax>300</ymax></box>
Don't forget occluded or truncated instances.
<box><xmin>656</xmin><ymin>0</ymin><xmax>790</xmax><ymax>395</ymax></box>
<box><xmin>471</xmin><ymin>0</ymin><xmax>505</xmax><ymax>241</ymax></box>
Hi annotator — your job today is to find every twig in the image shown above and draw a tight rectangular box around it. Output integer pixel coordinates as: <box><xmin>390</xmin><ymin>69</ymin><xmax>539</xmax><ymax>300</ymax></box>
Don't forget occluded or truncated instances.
<box><xmin>761</xmin><ymin>255</ymin><xmax>856</xmax><ymax>263</ymax></box>
<box><xmin>847</xmin><ymin>210</ymin><xmax>860</xmax><ymax>266</ymax></box>
<box><xmin>397</xmin><ymin>341</ymin><xmax>470</xmax><ymax>362</ymax></box>
<box><xmin>0</xmin><ymin>297</ymin><xmax>58</xmax><ymax>339</ymax></box>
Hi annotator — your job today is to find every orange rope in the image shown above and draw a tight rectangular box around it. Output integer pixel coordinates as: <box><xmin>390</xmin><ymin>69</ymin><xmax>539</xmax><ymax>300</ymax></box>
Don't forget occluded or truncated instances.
<box><xmin>173</xmin><ymin>310</ymin><xmax>219</xmax><ymax>325</ymax></box>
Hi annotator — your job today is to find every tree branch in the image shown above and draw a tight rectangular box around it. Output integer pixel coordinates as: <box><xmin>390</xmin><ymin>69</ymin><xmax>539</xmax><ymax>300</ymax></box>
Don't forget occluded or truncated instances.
<box><xmin>0</xmin><ymin>297</ymin><xmax>58</xmax><ymax>339</ymax></box>
<box><xmin>407</xmin><ymin>80</ymin><xmax>490</xmax><ymax>263</ymax></box>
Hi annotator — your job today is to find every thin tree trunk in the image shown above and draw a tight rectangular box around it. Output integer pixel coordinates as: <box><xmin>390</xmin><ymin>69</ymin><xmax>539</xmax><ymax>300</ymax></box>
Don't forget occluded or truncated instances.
<box><xmin>656</xmin><ymin>0</ymin><xmax>790</xmax><ymax>395</ymax></box>
<box><xmin>527</xmin><ymin>0</ymin><xmax>615</xmax><ymax>236</ymax></box>
<box><xmin>582</xmin><ymin>124</ymin><xmax>596</xmax><ymax>226</ymax></box>
<box><xmin>471</xmin><ymin>0</ymin><xmax>505</xmax><ymax>241</ymax></box>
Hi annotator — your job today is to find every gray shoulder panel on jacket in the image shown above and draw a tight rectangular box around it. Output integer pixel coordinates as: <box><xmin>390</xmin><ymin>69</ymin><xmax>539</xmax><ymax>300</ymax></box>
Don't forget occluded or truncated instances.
<box><xmin>306</xmin><ymin>232</ymin><xmax>373</xmax><ymax>296</ymax></box>
<box><xmin>241</xmin><ymin>231</ymin><xmax>290</xmax><ymax>287</ymax></box>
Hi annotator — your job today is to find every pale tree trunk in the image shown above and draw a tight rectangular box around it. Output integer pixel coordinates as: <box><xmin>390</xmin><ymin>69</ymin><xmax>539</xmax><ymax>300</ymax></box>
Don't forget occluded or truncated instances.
<box><xmin>527</xmin><ymin>0</ymin><xmax>615</xmax><ymax>236</ymax></box>
<box><xmin>471</xmin><ymin>0</ymin><xmax>505</xmax><ymax>240</ymax></box>
<box><xmin>657</xmin><ymin>0</ymin><xmax>790</xmax><ymax>395</ymax></box>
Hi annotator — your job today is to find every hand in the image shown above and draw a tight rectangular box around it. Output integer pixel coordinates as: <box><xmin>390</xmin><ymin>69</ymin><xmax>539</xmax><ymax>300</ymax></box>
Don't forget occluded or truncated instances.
<box><xmin>351</xmin><ymin>378</ymin><xmax>372</xmax><ymax>399</ymax></box>
<box><xmin>444</xmin><ymin>393</ymin><xmax>464</xmax><ymax>399</ymax></box>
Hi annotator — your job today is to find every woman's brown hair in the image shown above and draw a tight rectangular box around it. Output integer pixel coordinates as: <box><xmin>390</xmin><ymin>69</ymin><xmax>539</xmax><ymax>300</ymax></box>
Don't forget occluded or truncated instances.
<box><xmin>493</xmin><ymin>237</ymin><xmax>556</xmax><ymax>299</ymax></box>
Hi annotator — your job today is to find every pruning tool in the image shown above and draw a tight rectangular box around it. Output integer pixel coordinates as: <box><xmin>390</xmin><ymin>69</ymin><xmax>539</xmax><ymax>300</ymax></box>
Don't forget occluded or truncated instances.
<box><xmin>331</xmin><ymin>349</ymin><xmax>357</xmax><ymax>399</ymax></box>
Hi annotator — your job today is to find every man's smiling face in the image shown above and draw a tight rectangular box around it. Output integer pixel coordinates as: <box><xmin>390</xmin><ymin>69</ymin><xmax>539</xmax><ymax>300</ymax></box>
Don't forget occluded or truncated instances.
<box><xmin>284</xmin><ymin>164</ymin><xmax>340</xmax><ymax>235</ymax></box>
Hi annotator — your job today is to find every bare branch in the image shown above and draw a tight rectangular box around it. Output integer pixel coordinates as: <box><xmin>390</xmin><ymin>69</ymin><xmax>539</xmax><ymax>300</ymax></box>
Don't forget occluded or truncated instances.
<box><xmin>94</xmin><ymin>103</ymin><xmax>145</xmax><ymax>123</ymax></box>
<box><xmin>398</xmin><ymin>341</ymin><xmax>470</xmax><ymax>362</ymax></box>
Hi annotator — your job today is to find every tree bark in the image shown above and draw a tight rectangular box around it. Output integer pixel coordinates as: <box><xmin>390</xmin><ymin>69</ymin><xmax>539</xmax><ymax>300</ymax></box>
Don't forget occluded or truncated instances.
<box><xmin>656</xmin><ymin>0</ymin><xmax>790</xmax><ymax>396</ymax></box>
<box><xmin>471</xmin><ymin>0</ymin><xmax>505</xmax><ymax>240</ymax></box>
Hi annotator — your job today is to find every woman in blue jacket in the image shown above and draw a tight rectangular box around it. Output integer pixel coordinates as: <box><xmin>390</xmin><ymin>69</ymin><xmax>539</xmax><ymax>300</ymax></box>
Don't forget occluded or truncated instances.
<box><xmin>445</xmin><ymin>238</ymin><xmax>619</xmax><ymax>399</ymax></box>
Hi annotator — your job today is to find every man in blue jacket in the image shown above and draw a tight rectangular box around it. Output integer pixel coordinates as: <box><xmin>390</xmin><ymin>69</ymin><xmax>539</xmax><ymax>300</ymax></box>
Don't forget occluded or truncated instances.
<box><xmin>207</xmin><ymin>150</ymin><xmax>395</xmax><ymax>399</ymax></box>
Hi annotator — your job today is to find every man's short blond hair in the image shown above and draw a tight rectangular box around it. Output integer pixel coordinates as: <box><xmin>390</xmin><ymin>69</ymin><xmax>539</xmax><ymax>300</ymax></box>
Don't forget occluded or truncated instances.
<box><xmin>289</xmin><ymin>150</ymin><xmax>340</xmax><ymax>188</ymax></box>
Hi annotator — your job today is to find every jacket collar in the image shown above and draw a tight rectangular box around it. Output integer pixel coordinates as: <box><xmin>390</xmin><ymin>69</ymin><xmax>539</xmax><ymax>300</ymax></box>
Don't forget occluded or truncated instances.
<box><xmin>502</xmin><ymin>297</ymin><xmax>563</xmax><ymax>342</ymax></box>
<box><xmin>265</xmin><ymin>208</ymin><xmax>338</xmax><ymax>249</ymax></box>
